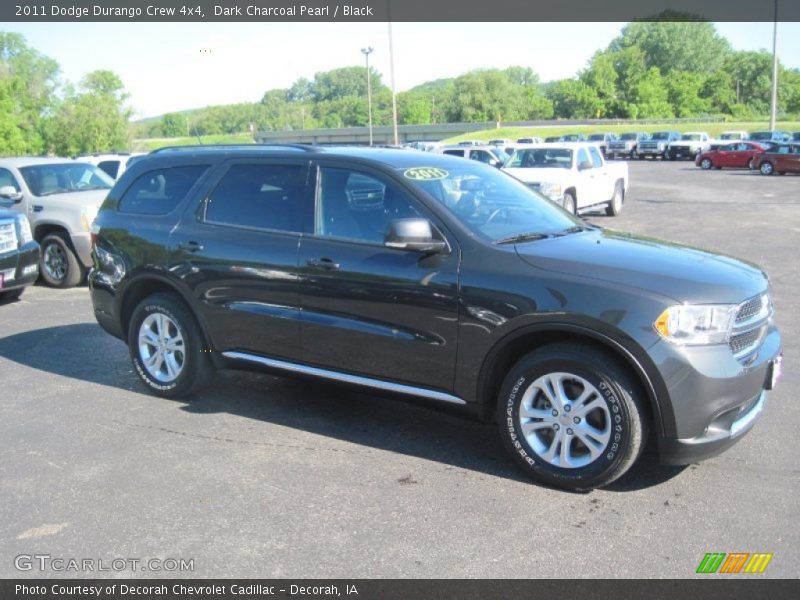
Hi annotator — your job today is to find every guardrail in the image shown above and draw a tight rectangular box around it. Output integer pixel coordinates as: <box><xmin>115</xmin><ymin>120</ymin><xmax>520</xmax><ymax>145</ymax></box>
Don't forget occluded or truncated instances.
<box><xmin>254</xmin><ymin>117</ymin><xmax>728</xmax><ymax>145</ymax></box>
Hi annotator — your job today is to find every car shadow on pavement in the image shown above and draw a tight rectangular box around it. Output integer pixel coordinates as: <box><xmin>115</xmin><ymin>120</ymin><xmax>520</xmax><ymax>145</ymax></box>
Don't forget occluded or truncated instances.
<box><xmin>0</xmin><ymin>323</ymin><xmax>687</xmax><ymax>491</ymax></box>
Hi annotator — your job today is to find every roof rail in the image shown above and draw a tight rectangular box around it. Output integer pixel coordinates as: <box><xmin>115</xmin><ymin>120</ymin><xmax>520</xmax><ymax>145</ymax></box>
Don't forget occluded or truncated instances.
<box><xmin>149</xmin><ymin>143</ymin><xmax>319</xmax><ymax>154</ymax></box>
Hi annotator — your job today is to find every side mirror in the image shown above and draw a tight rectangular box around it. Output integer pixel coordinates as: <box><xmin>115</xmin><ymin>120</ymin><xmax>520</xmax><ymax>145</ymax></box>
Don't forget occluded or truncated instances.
<box><xmin>385</xmin><ymin>218</ymin><xmax>448</xmax><ymax>254</ymax></box>
<box><xmin>578</xmin><ymin>160</ymin><xmax>593</xmax><ymax>171</ymax></box>
<box><xmin>489</xmin><ymin>159</ymin><xmax>501</xmax><ymax>168</ymax></box>
<box><xmin>0</xmin><ymin>186</ymin><xmax>22</xmax><ymax>203</ymax></box>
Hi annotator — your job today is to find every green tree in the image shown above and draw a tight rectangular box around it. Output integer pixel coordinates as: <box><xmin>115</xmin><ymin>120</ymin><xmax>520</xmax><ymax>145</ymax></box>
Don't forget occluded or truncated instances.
<box><xmin>46</xmin><ymin>70</ymin><xmax>131</xmax><ymax>155</ymax></box>
<box><xmin>0</xmin><ymin>32</ymin><xmax>60</xmax><ymax>154</ymax></box>
<box><xmin>547</xmin><ymin>80</ymin><xmax>603</xmax><ymax>118</ymax></box>
<box><xmin>161</xmin><ymin>112</ymin><xmax>188</xmax><ymax>137</ymax></box>
<box><xmin>664</xmin><ymin>71</ymin><xmax>710</xmax><ymax>117</ymax></box>
<box><xmin>610</xmin><ymin>17</ymin><xmax>731</xmax><ymax>75</ymax></box>
<box><xmin>0</xmin><ymin>78</ymin><xmax>27</xmax><ymax>155</ymax></box>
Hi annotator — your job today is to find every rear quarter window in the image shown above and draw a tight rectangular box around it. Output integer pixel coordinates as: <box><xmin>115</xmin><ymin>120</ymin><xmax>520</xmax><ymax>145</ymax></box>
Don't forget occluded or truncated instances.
<box><xmin>118</xmin><ymin>165</ymin><xmax>208</xmax><ymax>215</ymax></box>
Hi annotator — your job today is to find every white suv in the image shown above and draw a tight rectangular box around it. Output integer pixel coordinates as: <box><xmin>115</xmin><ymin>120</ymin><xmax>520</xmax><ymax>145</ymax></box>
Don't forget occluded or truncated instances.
<box><xmin>0</xmin><ymin>157</ymin><xmax>114</xmax><ymax>287</ymax></box>
<box><xmin>76</xmin><ymin>153</ymin><xmax>144</xmax><ymax>180</ymax></box>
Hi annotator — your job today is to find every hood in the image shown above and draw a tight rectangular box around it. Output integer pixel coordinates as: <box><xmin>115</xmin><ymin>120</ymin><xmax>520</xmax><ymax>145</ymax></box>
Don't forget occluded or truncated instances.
<box><xmin>503</xmin><ymin>167</ymin><xmax>571</xmax><ymax>183</ymax></box>
<box><xmin>514</xmin><ymin>228</ymin><xmax>767</xmax><ymax>304</ymax></box>
<box><xmin>33</xmin><ymin>189</ymin><xmax>108</xmax><ymax>208</ymax></box>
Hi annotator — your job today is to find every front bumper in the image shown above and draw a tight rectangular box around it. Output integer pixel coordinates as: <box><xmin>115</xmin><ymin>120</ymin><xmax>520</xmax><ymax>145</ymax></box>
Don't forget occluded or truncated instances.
<box><xmin>70</xmin><ymin>232</ymin><xmax>93</xmax><ymax>268</ymax></box>
<box><xmin>668</xmin><ymin>146</ymin><xmax>701</xmax><ymax>159</ymax></box>
<box><xmin>0</xmin><ymin>241</ymin><xmax>40</xmax><ymax>291</ymax></box>
<box><xmin>653</xmin><ymin>325</ymin><xmax>782</xmax><ymax>465</ymax></box>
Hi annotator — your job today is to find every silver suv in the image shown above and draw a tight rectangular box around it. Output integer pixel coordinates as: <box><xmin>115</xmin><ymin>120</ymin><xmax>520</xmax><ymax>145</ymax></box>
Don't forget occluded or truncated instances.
<box><xmin>0</xmin><ymin>158</ymin><xmax>113</xmax><ymax>287</ymax></box>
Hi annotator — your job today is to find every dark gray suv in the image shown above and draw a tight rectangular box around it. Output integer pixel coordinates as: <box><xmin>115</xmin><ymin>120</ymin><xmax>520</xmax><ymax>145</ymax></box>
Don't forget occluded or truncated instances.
<box><xmin>88</xmin><ymin>145</ymin><xmax>782</xmax><ymax>490</ymax></box>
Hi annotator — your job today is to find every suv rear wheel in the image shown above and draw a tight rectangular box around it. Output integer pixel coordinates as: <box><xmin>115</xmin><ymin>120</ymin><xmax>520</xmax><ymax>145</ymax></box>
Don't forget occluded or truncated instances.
<box><xmin>128</xmin><ymin>293</ymin><xmax>214</xmax><ymax>398</ymax></box>
<box><xmin>40</xmin><ymin>233</ymin><xmax>84</xmax><ymax>288</ymax></box>
<box><xmin>497</xmin><ymin>343</ymin><xmax>647</xmax><ymax>491</ymax></box>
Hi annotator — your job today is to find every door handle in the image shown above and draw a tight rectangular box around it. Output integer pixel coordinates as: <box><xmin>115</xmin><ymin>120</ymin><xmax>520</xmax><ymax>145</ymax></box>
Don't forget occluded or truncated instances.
<box><xmin>306</xmin><ymin>257</ymin><xmax>340</xmax><ymax>271</ymax></box>
<box><xmin>178</xmin><ymin>241</ymin><xmax>204</xmax><ymax>252</ymax></box>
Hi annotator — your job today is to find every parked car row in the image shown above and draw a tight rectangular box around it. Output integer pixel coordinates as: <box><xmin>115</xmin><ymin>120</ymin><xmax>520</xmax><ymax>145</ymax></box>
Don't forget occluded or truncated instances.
<box><xmin>431</xmin><ymin>130</ymin><xmax>800</xmax><ymax>163</ymax></box>
<box><xmin>695</xmin><ymin>142</ymin><xmax>800</xmax><ymax>175</ymax></box>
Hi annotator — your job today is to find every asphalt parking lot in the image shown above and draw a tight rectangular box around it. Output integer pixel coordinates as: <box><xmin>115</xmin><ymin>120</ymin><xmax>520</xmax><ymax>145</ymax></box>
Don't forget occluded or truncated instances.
<box><xmin>0</xmin><ymin>160</ymin><xmax>797</xmax><ymax>578</ymax></box>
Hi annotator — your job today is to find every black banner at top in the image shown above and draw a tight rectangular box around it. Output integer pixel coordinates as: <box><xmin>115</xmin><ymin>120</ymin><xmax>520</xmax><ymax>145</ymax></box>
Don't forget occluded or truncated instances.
<box><xmin>3</xmin><ymin>0</ymin><xmax>800</xmax><ymax>22</ymax></box>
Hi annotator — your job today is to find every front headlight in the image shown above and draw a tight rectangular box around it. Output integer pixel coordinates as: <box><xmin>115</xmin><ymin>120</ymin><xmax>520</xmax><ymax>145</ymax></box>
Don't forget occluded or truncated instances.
<box><xmin>15</xmin><ymin>214</ymin><xmax>33</xmax><ymax>246</ymax></box>
<box><xmin>539</xmin><ymin>181</ymin><xmax>563</xmax><ymax>200</ymax></box>
<box><xmin>654</xmin><ymin>304</ymin><xmax>737</xmax><ymax>345</ymax></box>
<box><xmin>80</xmin><ymin>205</ymin><xmax>99</xmax><ymax>232</ymax></box>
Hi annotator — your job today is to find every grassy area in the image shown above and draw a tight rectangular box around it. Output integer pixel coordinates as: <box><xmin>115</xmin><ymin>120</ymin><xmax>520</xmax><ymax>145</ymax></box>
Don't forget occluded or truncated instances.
<box><xmin>132</xmin><ymin>133</ymin><xmax>254</xmax><ymax>152</ymax></box>
<box><xmin>443</xmin><ymin>121</ymin><xmax>800</xmax><ymax>143</ymax></box>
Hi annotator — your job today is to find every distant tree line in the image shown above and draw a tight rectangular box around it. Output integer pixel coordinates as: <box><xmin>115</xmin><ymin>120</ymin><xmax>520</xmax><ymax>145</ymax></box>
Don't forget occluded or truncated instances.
<box><xmin>0</xmin><ymin>32</ymin><xmax>131</xmax><ymax>156</ymax></box>
<box><xmin>137</xmin><ymin>18</ymin><xmax>800</xmax><ymax>138</ymax></box>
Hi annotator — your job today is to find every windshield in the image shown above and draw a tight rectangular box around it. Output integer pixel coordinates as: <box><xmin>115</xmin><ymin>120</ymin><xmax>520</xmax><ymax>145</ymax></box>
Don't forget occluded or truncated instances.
<box><xmin>490</xmin><ymin>148</ymin><xmax>510</xmax><ymax>163</ymax></box>
<box><xmin>720</xmin><ymin>133</ymin><xmax>740</xmax><ymax>140</ymax></box>
<box><xmin>19</xmin><ymin>163</ymin><xmax>113</xmax><ymax>196</ymax></box>
<box><xmin>561</xmin><ymin>134</ymin><xmax>581</xmax><ymax>142</ymax></box>
<box><xmin>650</xmin><ymin>132</ymin><xmax>670</xmax><ymax>140</ymax></box>
<box><xmin>506</xmin><ymin>148</ymin><xmax>573</xmax><ymax>169</ymax></box>
<box><xmin>681</xmin><ymin>134</ymin><xmax>703</xmax><ymax>141</ymax></box>
<box><xmin>749</xmin><ymin>132</ymin><xmax>770</xmax><ymax>141</ymax></box>
<box><xmin>399</xmin><ymin>162</ymin><xmax>581</xmax><ymax>243</ymax></box>
<box><xmin>588</xmin><ymin>134</ymin><xmax>605</xmax><ymax>141</ymax></box>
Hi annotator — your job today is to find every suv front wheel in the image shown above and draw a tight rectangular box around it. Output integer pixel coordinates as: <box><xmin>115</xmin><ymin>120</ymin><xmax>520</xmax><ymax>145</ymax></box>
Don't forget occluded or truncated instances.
<box><xmin>128</xmin><ymin>293</ymin><xmax>214</xmax><ymax>398</ymax></box>
<box><xmin>40</xmin><ymin>233</ymin><xmax>84</xmax><ymax>288</ymax></box>
<box><xmin>497</xmin><ymin>343</ymin><xmax>647</xmax><ymax>491</ymax></box>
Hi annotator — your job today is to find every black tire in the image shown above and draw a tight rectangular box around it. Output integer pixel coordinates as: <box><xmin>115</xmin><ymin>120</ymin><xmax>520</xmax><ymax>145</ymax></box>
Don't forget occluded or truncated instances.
<box><xmin>39</xmin><ymin>233</ymin><xmax>84</xmax><ymax>288</ymax></box>
<box><xmin>605</xmin><ymin>181</ymin><xmax>624</xmax><ymax>216</ymax></box>
<box><xmin>760</xmin><ymin>161</ymin><xmax>774</xmax><ymax>176</ymax></box>
<box><xmin>562</xmin><ymin>191</ymin><xmax>577</xmax><ymax>215</ymax></box>
<box><xmin>0</xmin><ymin>288</ymin><xmax>24</xmax><ymax>303</ymax></box>
<box><xmin>700</xmin><ymin>157</ymin><xmax>713</xmax><ymax>170</ymax></box>
<box><xmin>128</xmin><ymin>293</ymin><xmax>214</xmax><ymax>398</ymax></box>
<box><xmin>497</xmin><ymin>343</ymin><xmax>648</xmax><ymax>491</ymax></box>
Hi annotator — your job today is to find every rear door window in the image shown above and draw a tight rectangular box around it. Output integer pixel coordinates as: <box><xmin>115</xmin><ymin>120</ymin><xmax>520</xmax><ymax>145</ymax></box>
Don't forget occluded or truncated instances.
<box><xmin>204</xmin><ymin>163</ymin><xmax>308</xmax><ymax>233</ymax></box>
<box><xmin>118</xmin><ymin>165</ymin><xmax>208</xmax><ymax>215</ymax></box>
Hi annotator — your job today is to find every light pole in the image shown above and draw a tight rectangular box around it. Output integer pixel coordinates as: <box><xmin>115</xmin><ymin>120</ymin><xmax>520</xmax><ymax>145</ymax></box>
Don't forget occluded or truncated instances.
<box><xmin>769</xmin><ymin>0</ymin><xmax>779</xmax><ymax>131</ymax></box>
<box><xmin>361</xmin><ymin>46</ymin><xmax>374</xmax><ymax>146</ymax></box>
<box><xmin>388</xmin><ymin>22</ymin><xmax>399</xmax><ymax>146</ymax></box>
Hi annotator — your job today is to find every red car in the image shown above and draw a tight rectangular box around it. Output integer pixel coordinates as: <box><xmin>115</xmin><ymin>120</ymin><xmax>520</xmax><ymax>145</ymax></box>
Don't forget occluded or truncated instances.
<box><xmin>752</xmin><ymin>143</ymin><xmax>800</xmax><ymax>175</ymax></box>
<box><xmin>695</xmin><ymin>142</ymin><xmax>767</xmax><ymax>170</ymax></box>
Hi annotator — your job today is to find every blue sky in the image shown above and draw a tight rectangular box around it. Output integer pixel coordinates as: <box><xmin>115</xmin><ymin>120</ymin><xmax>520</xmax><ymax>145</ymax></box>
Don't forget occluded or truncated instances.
<box><xmin>5</xmin><ymin>21</ymin><xmax>800</xmax><ymax>118</ymax></box>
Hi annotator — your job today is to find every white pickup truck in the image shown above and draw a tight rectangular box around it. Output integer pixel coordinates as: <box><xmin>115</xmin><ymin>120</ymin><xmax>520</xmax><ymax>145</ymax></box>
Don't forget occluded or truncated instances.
<box><xmin>502</xmin><ymin>143</ymin><xmax>629</xmax><ymax>216</ymax></box>
<box><xmin>665</xmin><ymin>132</ymin><xmax>713</xmax><ymax>160</ymax></box>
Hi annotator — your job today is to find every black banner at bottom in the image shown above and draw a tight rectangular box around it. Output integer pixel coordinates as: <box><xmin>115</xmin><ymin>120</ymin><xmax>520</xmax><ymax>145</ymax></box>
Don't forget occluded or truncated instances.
<box><xmin>3</xmin><ymin>579</ymin><xmax>799</xmax><ymax>600</ymax></box>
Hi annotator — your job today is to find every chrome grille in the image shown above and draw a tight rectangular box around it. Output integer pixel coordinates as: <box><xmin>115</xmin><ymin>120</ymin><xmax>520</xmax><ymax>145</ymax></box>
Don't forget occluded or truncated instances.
<box><xmin>0</xmin><ymin>220</ymin><xmax>17</xmax><ymax>254</ymax></box>
<box><xmin>735</xmin><ymin>295</ymin><xmax>765</xmax><ymax>324</ymax></box>
<box><xmin>730</xmin><ymin>328</ymin><xmax>765</xmax><ymax>356</ymax></box>
<box><xmin>729</xmin><ymin>293</ymin><xmax>772</xmax><ymax>361</ymax></box>
<box><xmin>347</xmin><ymin>186</ymin><xmax>384</xmax><ymax>211</ymax></box>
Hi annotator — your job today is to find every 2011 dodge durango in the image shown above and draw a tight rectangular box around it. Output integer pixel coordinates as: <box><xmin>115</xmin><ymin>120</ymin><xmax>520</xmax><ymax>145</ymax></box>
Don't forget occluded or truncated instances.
<box><xmin>88</xmin><ymin>145</ymin><xmax>782</xmax><ymax>490</ymax></box>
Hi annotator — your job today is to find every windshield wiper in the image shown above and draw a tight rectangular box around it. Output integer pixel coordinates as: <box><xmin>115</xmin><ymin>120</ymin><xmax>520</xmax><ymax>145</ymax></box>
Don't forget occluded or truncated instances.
<box><xmin>555</xmin><ymin>225</ymin><xmax>587</xmax><ymax>236</ymax></box>
<box><xmin>494</xmin><ymin>232</ymin><xmax>551</xmax><ymax>245</ymax></box>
